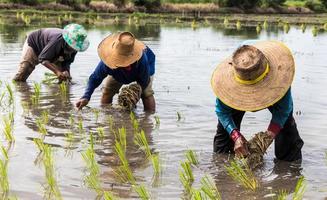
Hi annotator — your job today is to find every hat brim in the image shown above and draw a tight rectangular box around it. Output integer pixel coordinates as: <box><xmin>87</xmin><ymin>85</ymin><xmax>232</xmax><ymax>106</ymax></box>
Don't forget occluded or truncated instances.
<box><xmin>98</xmin><ymin>33</ymin><xmax>145</xmax><ymax>69</ymax></box>
<box><xmin>211</xmin><ymin>41</ymin><xmax>295</xmax><ymax>111</ymax></box>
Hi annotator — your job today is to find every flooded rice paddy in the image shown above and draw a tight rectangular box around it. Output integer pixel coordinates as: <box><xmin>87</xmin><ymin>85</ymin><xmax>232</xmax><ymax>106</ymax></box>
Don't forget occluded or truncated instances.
<box><xmin>0</xmin><ymin>22</ymin><xmax>327</xmax><ymax>199</ymax></box>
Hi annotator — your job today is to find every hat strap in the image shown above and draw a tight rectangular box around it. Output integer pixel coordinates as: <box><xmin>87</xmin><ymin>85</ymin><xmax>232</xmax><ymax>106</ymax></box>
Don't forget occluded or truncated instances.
<box><xmin>234</xmin><ymin>63</ymin><xmax>270</xmax><ymax>85</ymax></box>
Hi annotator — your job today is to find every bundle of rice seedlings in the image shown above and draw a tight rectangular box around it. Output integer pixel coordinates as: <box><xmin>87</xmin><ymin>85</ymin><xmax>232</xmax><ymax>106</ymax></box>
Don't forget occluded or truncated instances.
<box><xmin>118</xmin><ymin>83</ymin><xmax>142</xmax><ymax>111</ymax></box>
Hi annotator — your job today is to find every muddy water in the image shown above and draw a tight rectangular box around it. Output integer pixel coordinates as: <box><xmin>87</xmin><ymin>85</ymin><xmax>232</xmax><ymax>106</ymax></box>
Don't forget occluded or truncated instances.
<box><xmin>0</xmin><ymin>23</ymin><xmax>327</xmax><ymax>199</ymax></box>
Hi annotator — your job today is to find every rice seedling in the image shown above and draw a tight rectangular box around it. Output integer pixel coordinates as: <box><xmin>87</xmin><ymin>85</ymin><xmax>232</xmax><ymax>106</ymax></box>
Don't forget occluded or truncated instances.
<box><xmin>0</xmin><ymin>158</ymin><xmax>9</xmax><ymax>197</ymax></box>
<box><xmin>191</xmin><ymin>189</ymin><xmax>206</xmax><ymax>200</ymax></box>
<box><xmin>151</xmin><ymin>153</ymin><xmax>162</xmax><ymax>176</ymax></box>
<box><xmin>185</xmin><ymin>149</ymin><xmax>199</xmax><ymax>166</ymax></box>
<box><xmin>200</xmin><ymin>175</ymin><xmax>221</xmax><ymax>200</ymax></box>
<box><xmin>84</xmin><ymin>174</ymin><xmax>102</xmax><ymax>195</ymax></box>
<box><xmin>223</xmin><ymin>17</ymin><xmax>229</xmax><ymax>27</ymax></box>
<box><xmin>103</xmin><ymin>191</ymin><xmax>115</xmax><ymax>200</ymax></box>
<box><xmin>0</xmin><ymin>92</ymin><xmax>5</xmax><ymax>106</ymax></box>
<box><xmin>283</xmin><ymin>22</ymin><xmax>290</xmax><ymax>33</ymax></box>
<box><xmin>108</xmin><ymin>115</ymin><xmax>114</xmax><ymax>133</ymax></box>
<box><xmin>263</xmin><ymin>20</ymin><xmax>268</xmax><ymax>30</ymax></box>
<box><xmin>300</xmin><ymin>23</ymin><xmax>306</xmax><ymax>33</ymax></box>
<box><xmin>36</xmin><ymin>118</ymin><xmax>48</xmax><ymax>137</ymax></box>
<box><xmin>177</xmin><ymin>111</ymin><xmax>182</xmax><ymax>121</ymax></box>
<box><xmin>93</xmin><ymin>109</ymin><xmax>100</xmax><ymax>123</ymax></box>
<box><xmin>65</xmin><ymin>131</ymin><xmax>74</xmax><ymax>143</ymax></box>
<box><xmin>322</xmin><ymin>23</ymin><xmax>327</xmax><ymax>31</ymax></box>
<box><xmin>68</xmin><ymin>113</ymin><xmax>75</xmax><ymax>127</ymax></box>
<box><xmin>6</xmin><ymin>83</ymin><xmax>14</xmax><ymax>105</ymax></box>
<box><xmin>293</xmin><ymin>176</ymin><xmax>306</xmax><ymax>200</ymax></box>
<box><xmin>41</xmin><ymin>110</ymin><xmax>49</xmax><ymax>125</ymax></box>
<box><xmin>236</xmin><ymin>20</ymin><xmax>241</xmax><ymax>30</ymax></box>
<box><xmin>59</xmin><ymin>82</ymin><xmax>67</xmax><ymax>98</ymax></box>
<box><xmin>77</xmin><ymin>118</ymin><xmax>84</xmax><ymax>133</ymax></box>
<box><xmin>42</xmin><ymin>72</ymin><xmax>57</xmax><ymax>84</ymax></box>
<box><xmin>276</xmin><ymin>190</ymin><xmax>288</xmax><ymax>200</ymax></box>
<box><xmin>134</xmin><ymin>130</ymin><xmax>151</xmax><ymax>158</ymax></box>
<box><xmin>114</xmin><ymin>16</ymin><xmax>119</xmax><ymax>24</ymax></box>
<box><xmin>116</xmin><ymin>127</ymin><xmax>127</xmax><ymax>152</ymax></box>
<box><xmin>154</xmin><ymin>115</ymin><xmax>160</xmax><ymax>127</ymax></box>
<box><xmin>57</xmin><ymin>16</ymin><xmax>62</xmax><ymax>25</ymax></box>
<box><xmin>175</xmin><ymin>17</ymin><xmax>181</xmax><ymax>23</ymax></box>
<box><xmin>256</xmin><ymin>23</ymin><xmax>262</xmax><ymax>34</ymax></box>
<box><xmin>96</xmin><ymin>127</ymin><xmax>105</xmax><ymax>141</ymax></box>
<box><xmin>128</xmin><ymin>15</ymin><xmax>132</xmax><ymax>25</ymax></box>
<box><xmin>42</xmin><ymin>145</ymin><xmax>62</xmax><ymax>200</ymax></box>
<box><xmin>1</xmin><ymin>146</ymin><xmax>8</xmax><ymax>161</ymax></box>
<box><xmin>225</xmin><ymin>158</ymin><xmax>258</xmax><ymax>191</ymax></box>
<box><xmin>33</xmin><ymin>138</ymin><xmax>46</xmax><ymax>152</ymax></box>
<box><xmin>133</xmin><ymin>184</ymin><xmax>150</xmax><ymax>200</ymax></box>
<box><xmin>179</xmin><ymin>161</ymin><xmax>194</xmax><ymax>193</ymax></box>
<box><xmin>2</xmin><ymin>114</ymin><xmax>14</xmax><ymax>142</ymax></box>
<box><xmin>312</xmin><ymin>26</ymin><xmax>318</xmax><ymax>37</ymax></box>
<box><xmin>33</xmin><ymin>82</ymin><xmax>41</xmax><ymax>97</ymax></box>
<box><xmin>130</xmin><ymin>112</ymin><xmax>139</xmax><ymax>132</ymax></box>
<box><xmin>114</xmin><ymin>141</ymin><xmax>136</xmax><ymax>184</ymax></box>
<box><xmin>191</xmin><ymin>19</ymin><xmax>197</xmax><ymax>29</ymax></box>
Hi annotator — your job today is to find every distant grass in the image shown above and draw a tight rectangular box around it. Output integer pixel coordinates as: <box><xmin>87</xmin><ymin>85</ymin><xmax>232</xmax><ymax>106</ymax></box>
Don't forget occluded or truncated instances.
<box><xmin>284</xmin><ymin>1</ymin><xmax>306</xmax><ymax>7</ymax></box>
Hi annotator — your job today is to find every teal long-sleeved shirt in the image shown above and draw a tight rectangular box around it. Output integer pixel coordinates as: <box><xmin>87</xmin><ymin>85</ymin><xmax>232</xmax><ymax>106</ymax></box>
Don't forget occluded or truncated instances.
<box><xmin>215</xmin><ymin>89</ymin><xmax>293</xmax><ymax>134</ymax></box>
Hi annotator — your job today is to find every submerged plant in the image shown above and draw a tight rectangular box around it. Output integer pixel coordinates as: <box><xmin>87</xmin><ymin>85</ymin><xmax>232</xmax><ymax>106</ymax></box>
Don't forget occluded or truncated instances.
<box><xmin>151</xmin><ymin>153</ymin><xmax>162</xmax><ymax>176</ymax></box>
<box><xmin>185</xmin><ymin>150</ymin><xmax>199</xmax><ymax>166</ymax></box>
<box><xmin>34</xmin><ymin>138</ymin><xmax>46</xmax><ymax>152</ymax></box>
<box><xmin>93</xmin><ymin>109</ymin><xmax>100</xmax><ymax>123</ymax></box>
<box><xmin>59</xmin><ymin>82</ymin><xmax>67</xmax><ymax>98</ymax></box>
<box><xmin>0</xmin><ymin>158</ymin><xmax>9</xmax><ymax>197</ymax></box>
<box><xmin>225</xmin><ymin>158</ymin><xmax>258</xmax><ymax>191</ymax></box>
<box><xmin>31</xmin><ymin>82</ymin><xmax>41</xmax><ymax>105</ymax></box>
<box><xmin>36</xmin><ymin>118</ymin><xmax>48</xmax><ymax>137</ymax></box>
<box><xmin>41</xmin><ymin>110</ymin><xmax>49</xmax><ymax>125</ymax></box>
<box><xmin>177</xmin><ymin>111</ymin><xmax>182</xmax><ymax>121</ymax></box>
<box><xmin>133</xmin><ymin>184</ymin><xmax>150</xmax><ymax>200</ymax></box>
<box><xmin>77</xmin><ymin>118</ymin><xmax>84</xmax><ymax>133</ymax></box>
<box><xmin>96</xmin><ymin>127</ymin><xmax>105</xmax><ymax>141</ymax></box>
<box><xmin>114</xmin><ymin>141</ymin><xmax>136</xmax><ymax>184</ymax></box>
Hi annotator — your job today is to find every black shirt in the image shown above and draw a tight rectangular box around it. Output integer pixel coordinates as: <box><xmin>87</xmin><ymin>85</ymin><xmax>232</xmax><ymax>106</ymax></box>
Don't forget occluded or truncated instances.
<box><xmin>27</xmin><ymin>28</ymin><xmax>77</xmax><ymax>70</ymax></box>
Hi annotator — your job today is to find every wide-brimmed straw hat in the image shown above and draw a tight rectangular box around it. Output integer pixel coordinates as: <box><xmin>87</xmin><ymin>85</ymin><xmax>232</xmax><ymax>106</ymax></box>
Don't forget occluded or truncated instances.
<box><xmin>98</xmin><ymin>31</ymin><xmax>145</xmax><ymax>69</ymax></box>
<box><xmin>63</xmin><ymin>23</ymin><xmax>89</xmax><ymax>52</ymax></box>
<box><xmin>211</xmin><ymin>41</ymin><xmax>295</xmax><ymax>111</ymax></box>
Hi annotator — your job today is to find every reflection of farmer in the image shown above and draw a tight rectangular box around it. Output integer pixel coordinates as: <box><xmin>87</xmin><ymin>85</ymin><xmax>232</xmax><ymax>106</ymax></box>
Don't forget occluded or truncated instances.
<box><xmin>76</xmin><ymin>31</ymin><xmax>156</xmax><ymax>112</ymax></box>
<box><xmin>211</xmin><ymin>41</ymin><xmax>303</xmax><ymax>161</ymax></box>
<box><xmin>13</xmin><ymin>23</ymin><xmax>89</xmax><ymax>82</ymax></box>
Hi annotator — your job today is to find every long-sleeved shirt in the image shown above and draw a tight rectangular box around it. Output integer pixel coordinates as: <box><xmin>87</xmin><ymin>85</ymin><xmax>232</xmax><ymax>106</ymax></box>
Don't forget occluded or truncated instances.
<box><xmin>81</xmin><ymin>46</ymin><xmax>155</xmax><ymax>100</ymax></box>
<box><xmin>27</xmin><ymin>28</ymin><xmax>77</xmax><ymax>70</ymax></box>
<box><xmin>215</xmin><ymin>89</ymin><xmax>293</xmax><ymax>135</ymax></box>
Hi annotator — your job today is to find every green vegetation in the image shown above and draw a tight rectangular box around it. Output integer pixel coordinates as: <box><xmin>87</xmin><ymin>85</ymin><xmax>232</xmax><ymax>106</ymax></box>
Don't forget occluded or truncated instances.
<box><xmin>179</xmin><ymin>161</ymin><xmax>194</xmax><ymax>193</ymax></box>
<box><xmin>225</xmin><ymin>158</ymin><xmax>258</xmax><ymax>191</ymax></box>
<box><xmin>293</xmin><ymin>176</ymin><xmax>306</xmax><ymax>200</ymax></box>
<box><xmin>2</xmin><ymin>113</ymin><xmax>15</xmax><ymax>142</ymax></box>
<box><xmin>199</xmin><ymin>175</ymin><xmax>221</xmax><ymax>200</ymax></box>
<box><xmin>0</xmin><ymin>147</ymin><xmax>9</xmax><ymax>198</ymax></box>
<box><xmin>5</xmin><ymin>83</ymin><xmax>14</xmax><ymax>105</ymax></box>
<box><xmin>133</xmin><ymin>184</ymin><xmax>151</xmax><ymax>200</ymax></box>
<box><xmin>185</xmin><ymin>149</ymin><xmax>199</xmax><ymax>166</ymax></box>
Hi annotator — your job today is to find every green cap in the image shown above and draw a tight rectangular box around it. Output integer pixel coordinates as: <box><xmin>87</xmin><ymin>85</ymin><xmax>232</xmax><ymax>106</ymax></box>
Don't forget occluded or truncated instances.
<box><xmin>63</xmin><ymin>23</ymin><xmax>89</xmax><ymax>52</ymax></box>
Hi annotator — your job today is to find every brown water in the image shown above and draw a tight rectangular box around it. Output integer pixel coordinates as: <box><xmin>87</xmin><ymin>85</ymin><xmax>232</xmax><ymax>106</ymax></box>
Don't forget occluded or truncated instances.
<box><xmin>0</xmin><ymin>23</ymin><xmax>327</xmax><ymax>199</ymax></box>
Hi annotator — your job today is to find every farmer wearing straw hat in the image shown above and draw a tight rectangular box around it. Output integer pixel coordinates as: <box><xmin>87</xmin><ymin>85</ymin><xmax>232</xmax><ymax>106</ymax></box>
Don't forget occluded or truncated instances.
<box><xmin>13</xmin><ymin>23</ymin><xmax>89</xmax><ymax>82</ymax></box>
<box><xmin>76</xmin><ymin>31</ymin><xmax>156</xmax><ymax>111</ymax></box>
<box><xmin>211</xmin><ymin>41</ymin><xmax>303</xmax><ymax>161</ymax></box>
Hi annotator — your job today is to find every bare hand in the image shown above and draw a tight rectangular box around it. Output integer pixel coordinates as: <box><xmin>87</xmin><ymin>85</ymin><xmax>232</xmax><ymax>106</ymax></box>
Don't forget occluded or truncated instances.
<box><xmin>234</xmin><ymin>136</ymin><xmax>249</xmax><ymax>158</ymax></box>
<box><xmin>56</xmin><ymin>71</ymin><xmax>70</xmax><ymax>82</ymax></box>
<box><xmin>76</xmin><ymin>98</ymin><xmax>89</xmax><ymax>110</ymax></box>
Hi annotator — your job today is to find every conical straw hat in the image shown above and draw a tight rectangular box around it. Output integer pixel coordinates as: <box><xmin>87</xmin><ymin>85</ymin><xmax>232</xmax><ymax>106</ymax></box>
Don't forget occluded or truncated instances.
<box><xmin>211</xmin><ymin>41</ymin><xmax>295</xmax><ymax>111</ymax></box>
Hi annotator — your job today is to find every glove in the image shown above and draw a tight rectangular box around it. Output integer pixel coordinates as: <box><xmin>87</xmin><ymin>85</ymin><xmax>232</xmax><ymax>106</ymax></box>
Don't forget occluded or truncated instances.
<box><xmin>230</xmin><ymin>129</ymin><xmax>249</xmax><ymax>158</ymax></box>
<box><xmin>267</xmin><ymin>122</ymin><xmax>282</xmax><ymax>139</ymax></box>
<box><xmin>76</xmin><ymin>98</ymin><xmax>89</xmax><ymax>110</ymax></box>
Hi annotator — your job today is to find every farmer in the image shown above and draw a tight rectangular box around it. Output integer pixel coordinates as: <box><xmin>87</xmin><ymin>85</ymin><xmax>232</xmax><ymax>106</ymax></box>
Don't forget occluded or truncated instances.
<box><xmin>13</xmin><ymin>23</ymin><xmax>89</xmax><ymax>82</ymax></box>
<box><xmin>75</xmin><ymin>31</ymin><xmax>156</xmax><ymax>112</ymax></box>
<box><xmin>211</xmin><ymin>41</ymin><xmax>303</xmax><ymax>161</ymax></box>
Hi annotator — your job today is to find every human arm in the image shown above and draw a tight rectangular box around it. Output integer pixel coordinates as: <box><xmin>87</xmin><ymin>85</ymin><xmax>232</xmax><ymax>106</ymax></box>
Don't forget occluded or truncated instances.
<box><xmin>216</xmin><ymin>98</ymin><xmax>249</xmax><ymax>156</ymax></box>
<box><xmin>76</xmin><ymin>61</ymin><xmax>111</xmax><ymax>110</ymax></box>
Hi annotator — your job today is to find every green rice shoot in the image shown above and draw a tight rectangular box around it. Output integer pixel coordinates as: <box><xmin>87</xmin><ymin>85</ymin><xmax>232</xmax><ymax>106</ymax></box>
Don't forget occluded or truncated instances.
<box><xmin>185</xmin><ymin>149</ymin><xmax>199</xmax><ymax>166</ymax></box>
<box><xmin>276</xmin><ymin>190</ymin><xmax>288</xmax><ymax>200</ymax></box>
<box><xmin>134</xmin><ymin>130</ymin><xmax>151</xmax><ymax>158</ymax></box>
<box><xmin>200</xmin><ymin>175</ymin><xmax>221</xmax><ymax>200</ymax></box>
<box><xmin>293</xmin><ymin>176</ymin><xmax>306</xmax><ymax>200</ymax></box>
<box><xmin>225</xmin><ymin>158</ymin><xmax>258</xmax><ymax>191</ymax></box>
<box><xmin>2</xmin><ymin>114</ymin><xmax>14</xmax><ymax>142</ymax></box>
<box><xmin>133</xmin><ymin>184</ymin><xmax>150</xmax><ymax>200</ymax></box>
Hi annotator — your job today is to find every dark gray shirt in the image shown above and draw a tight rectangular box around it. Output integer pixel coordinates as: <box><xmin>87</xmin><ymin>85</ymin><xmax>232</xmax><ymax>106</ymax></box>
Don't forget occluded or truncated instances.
<box><xmin>27</xmin><ymin>28</ymin><xmax>77</xmax><ymax>70</ymax></box>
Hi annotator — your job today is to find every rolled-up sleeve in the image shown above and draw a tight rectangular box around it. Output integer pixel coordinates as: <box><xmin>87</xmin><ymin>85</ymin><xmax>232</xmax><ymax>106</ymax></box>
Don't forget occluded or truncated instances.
<box><xmin>215</xmin><ymin>98</ymin><xmax>237</xmax><ymax>135</ymax></box>
<box><xmin>81</xmin><ymin>61</ymin><xmax>111</xmax><ymax>100</ymax></box>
